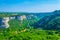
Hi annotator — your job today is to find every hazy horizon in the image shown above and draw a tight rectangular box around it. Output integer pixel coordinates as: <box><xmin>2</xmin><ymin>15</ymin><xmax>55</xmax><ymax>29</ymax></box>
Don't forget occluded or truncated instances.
<box><xmin>0</xmin><ymin>0</ymin><xmax>60</xmax><ymax>12</ymax></box>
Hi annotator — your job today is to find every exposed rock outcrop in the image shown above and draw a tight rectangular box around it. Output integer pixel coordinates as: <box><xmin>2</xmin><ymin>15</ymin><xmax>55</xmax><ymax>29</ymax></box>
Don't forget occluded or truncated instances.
<box><xmin>0</xmin><ymin>15</ymin><xmax>27</xmax><ymax>28</ymax></box>
<box><xmin>0</xmin><ymin>17</ymin><xmax>9</xmax><ymax>28</ymax></box>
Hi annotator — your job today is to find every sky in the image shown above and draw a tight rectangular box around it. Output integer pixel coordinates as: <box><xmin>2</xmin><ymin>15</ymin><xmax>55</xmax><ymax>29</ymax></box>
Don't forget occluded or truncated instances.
<box><xmin>0</xmin><ymin>0</ymin><xmax>60</xmax><ymax>12</ymax></box>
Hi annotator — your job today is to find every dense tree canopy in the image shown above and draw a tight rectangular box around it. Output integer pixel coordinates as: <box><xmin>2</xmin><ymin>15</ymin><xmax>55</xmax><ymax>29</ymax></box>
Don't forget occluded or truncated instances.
<box><xmin>0</xmin><ymin>10</ymin><xmax>60</xmax><ymax>40</ymax></box>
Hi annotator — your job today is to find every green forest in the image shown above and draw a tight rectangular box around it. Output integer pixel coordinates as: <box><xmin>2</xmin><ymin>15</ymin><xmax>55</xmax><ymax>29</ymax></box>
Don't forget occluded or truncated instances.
<box><xmin>0</xmin><ymin>10</ymin><xmax>60</xmax><ymax>40</ymax></box>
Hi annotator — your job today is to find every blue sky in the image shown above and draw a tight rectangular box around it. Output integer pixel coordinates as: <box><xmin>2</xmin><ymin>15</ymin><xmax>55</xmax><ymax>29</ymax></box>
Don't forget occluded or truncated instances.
<box><xmin>0</xmin><ymin>0</ymin><xmax>60</xmax><ymax>12</ymax></box>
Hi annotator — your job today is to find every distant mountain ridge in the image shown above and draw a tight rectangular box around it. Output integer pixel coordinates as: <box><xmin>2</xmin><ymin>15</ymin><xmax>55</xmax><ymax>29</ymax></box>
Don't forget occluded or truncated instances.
<box><xmin>0</xmin><ymin>10</ymin><xmax>60</xmax><ymax>29</ymax></box>
<box><xmin>33</xmin><ymin>10</ymin><xmax>60</xmax><ymax>30</ymax></box>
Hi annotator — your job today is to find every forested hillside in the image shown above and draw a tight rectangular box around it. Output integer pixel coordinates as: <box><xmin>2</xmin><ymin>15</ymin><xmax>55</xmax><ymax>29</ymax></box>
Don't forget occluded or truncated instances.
<box><xmin>0</xmin><ymin>10</ymin><xmax>60</xmax><ymax>40</ymax></box>
<box><xmin>34</xmin><ymin>10</ymin><xmax>60</xmax><ymax>30</ymax></box>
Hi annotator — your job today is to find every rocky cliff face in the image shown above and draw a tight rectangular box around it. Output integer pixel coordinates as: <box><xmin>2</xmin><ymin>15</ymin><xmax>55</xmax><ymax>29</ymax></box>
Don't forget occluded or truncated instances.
<box><xmin>0</xmin><ymin>17</ymin><xmax>9</xmax><ymax>28</ymax></box>
<box><xmin>0</xmin><ymin>14</ymin><xmax>36</xmax><ymax>28</ymax></box>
